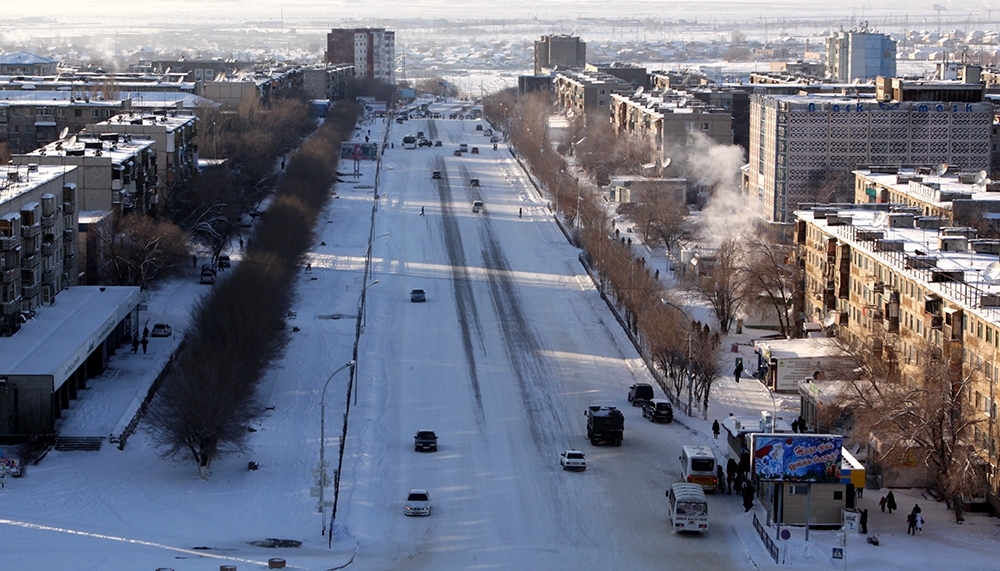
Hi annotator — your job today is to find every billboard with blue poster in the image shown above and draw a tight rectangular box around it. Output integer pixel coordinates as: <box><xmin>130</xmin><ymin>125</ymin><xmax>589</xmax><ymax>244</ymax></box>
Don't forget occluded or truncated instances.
<box><xmin>750</xmin><ymin>433</ymin><xmax>843</xmax><ymax>483</ymax></box>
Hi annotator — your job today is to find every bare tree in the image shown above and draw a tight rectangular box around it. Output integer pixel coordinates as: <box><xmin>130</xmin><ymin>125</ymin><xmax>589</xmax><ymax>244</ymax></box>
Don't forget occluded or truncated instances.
<box><xmin>630</xmin><ymin>187</ymin><xmax>698</xmax><ymax>253</ymax></box>
<box><xmin>841</xmin><ymin>332</ymin><xmax>989</xmax><ymax>522</ymax></box>
<box><xmin>739</xmin><ymin>229</ymin><xmax>797</xmax><ymax>338</ymax></box>
<box><xmin>96</xmin><ymin>214</ymin><xmax>190</xmax><ymax>288</ymax></box>
<box><xmin>692</xmin><ymin>237</ymin><xmax>749</xmax><ymax>333</ymax></box>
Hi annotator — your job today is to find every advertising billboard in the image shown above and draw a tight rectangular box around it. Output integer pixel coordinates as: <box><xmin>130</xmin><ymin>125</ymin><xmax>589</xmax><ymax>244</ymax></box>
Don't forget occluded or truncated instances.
<box><xmin>750</xmin><ymin>433</ymin><xmax>843</xmax><ymax>483</ymax></box>
<box><xmin>339</xmin><ymin>142</ymin><xmax>379</xmax><ymax>161</ymax></box>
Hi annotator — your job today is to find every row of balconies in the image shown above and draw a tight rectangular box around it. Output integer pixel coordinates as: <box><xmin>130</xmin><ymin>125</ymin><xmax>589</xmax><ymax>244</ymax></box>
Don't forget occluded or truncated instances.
<box><xmin>0</xmin><ymin>235</ymin><xmax>20</xmax><ymax>251</ymax></box>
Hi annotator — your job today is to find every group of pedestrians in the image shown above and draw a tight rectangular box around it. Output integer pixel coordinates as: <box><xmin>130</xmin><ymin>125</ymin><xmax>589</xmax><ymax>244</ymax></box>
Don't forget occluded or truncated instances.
<box><xmin>860</xmin><ymin>490</ymin><xmax>924</xmax><ymax>538</ymax></box>
<box><xmin>131</xmin><ymin>325</ymin><xmax>149</xmax><ymax>355</ymax></box>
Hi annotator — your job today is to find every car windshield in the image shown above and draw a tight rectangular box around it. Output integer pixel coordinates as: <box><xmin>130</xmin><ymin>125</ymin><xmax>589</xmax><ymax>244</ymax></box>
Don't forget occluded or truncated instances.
<box><xmin>566</xmin><ymin>452</ymin><xmax>584</xmax><ymax>460</ymax></box>
<box><xmin>676</xmin><ymin>501</ymin><xmax>708</xmax><ymax>517</ymax></box>
<box><xmin>408</xmin><ymin>492</ymin><xmax>429</xmax><ymax>502</ymax></box>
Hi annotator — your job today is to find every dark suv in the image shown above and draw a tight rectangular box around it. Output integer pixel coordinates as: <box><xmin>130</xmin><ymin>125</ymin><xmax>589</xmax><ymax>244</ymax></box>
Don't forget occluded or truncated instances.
<box><xmin>627</xmin><ymin>383</ymin><xmax>654</xmax><ymax>406</ymax></box>
<box><xmin>642</xmin><ymin>399</ymin><xmax>674</xmax><ymax>423</ymax></box>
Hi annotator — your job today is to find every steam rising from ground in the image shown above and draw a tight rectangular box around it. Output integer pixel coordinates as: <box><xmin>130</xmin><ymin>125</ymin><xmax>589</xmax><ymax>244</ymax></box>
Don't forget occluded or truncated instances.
<box><xmin>684</xmin><ymin>133</ymin><xmax>749</xmax><ymax>248</ymax></box>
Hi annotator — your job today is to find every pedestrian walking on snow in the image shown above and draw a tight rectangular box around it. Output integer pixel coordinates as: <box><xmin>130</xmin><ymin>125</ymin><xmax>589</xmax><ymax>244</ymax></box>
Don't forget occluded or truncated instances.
<box><xmin>907</xmin><ymin>512</ymin><xmax>916</xmax><ymax>535</ymax></box>
<box><xmin>915</xmin><ymin>513</ymin><xmax>923</xmax><ymax>535</ymax></box>
<box><xmin>712</xmin><ymin>419</ymin><xmax>720</xmax><ymax>439</ymax></box>
<box><xmin>734</xmin><ymin>361</ymin><xmax>743</xmax><ymax>383</ymax></box>
<box><xmin>860</xmin><ymin>508</ymin><xmax>869</xmax><ymax>534</ymax></box>
<box><xmin>716</xmin><ymin>466</ymin><xmax>726</xmax><ymax>493</ymax></box>
<box><xmin>726</xmin><ymin>458</ymin><xmax>738</xmax><ymax>494</ymax></box>
<box><xmin>879</xmin><ymin>495</ymin><xmax>887</xmax><ymax>512</ymax></box>
<box><xmin>132</xmin><ymin>335</ymin><xmax>139</xmax><ymax>354</ymax></box>
<box><xmin>887</xmin><ymin>491</ymin><xmax>897</xmax><ymax>513</ymax></box>
<box><xmin>141</xmin><ymin>337</ymin><xmax>148</xmax><ymax>354</ymax></box>
<box><xmin>741</xmin><ymin>482</ymin><xmax>755</xmax><ymax>512</ymax></box>
<box><xmin>420</xmin><ymin>206</ymin><xmax>425</xmax><ymax>216</ymax></box>
<box><xmin>142</xmin><ymin>326</ymin><xmax>149</xmax><ymax>339</ymax></box>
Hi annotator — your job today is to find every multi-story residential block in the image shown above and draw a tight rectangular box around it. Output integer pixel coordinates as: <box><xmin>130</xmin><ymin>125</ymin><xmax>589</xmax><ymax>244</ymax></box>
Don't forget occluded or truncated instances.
<box><xmin>825</xmin><ymin>28</ymin><xmax>896</xmax><ymax>82</ymax></box>
<box><xmin>747</xmin><ymin>92</ymin><xmax>992</xmax><ymax>223</ymax></box>
<box><xmin>202</xmin><ymin>66</ymin><xmax>304</xmax><ymax>107</ymax></box>
<box><xmin>584</xmin><ymin>63</ymin><xmax>648</xmax><ymax>89</ymax></box>
<box><xmin>854</xmin><ymin>166</ymin><xmax>1000</xmax><ymax>226</ymax></box>
<box><xmin>0</xmin><ymin>164</ymin><xmax>80</xmax><ymax>335</ymax></box>
<box><xmin>301</xmin><ymin>64</ymin><xmax>355</xmax><ymax>101</ymax></box>
<box><xmin>553</xmin><ymin>70</ymin><xmax>632</xmax><ymax>117</ymax></box>
<box><xmin>0</xmin><ymin>51</ymin><xmax>58</xmax><ymax>76</ymax></box>
<box><xmin>325</xmin><ymin>28</ymin><xmax>395</xmax><ymax>84</ymax></box>
<box><xmin>795</xmin><ymin>201</ymin><xmax>1000</xmax><ymax>498</ymax></box>
<box><xmin>13</xmin><ymin>134</ymin><xmax>158</xmax><ymax>219</ymax></box>
<box><xmin>609</xmin><ymin>89</ymin><xmax>733</xmax><ymax>166</ymax></box>
<box><xmin>85</xmin><ymin>113</ymin><xmax>198</xmax><ymax>216</ymax></box>
<box><xmin>534</xmin><ymin>35</ymin><xmax>586</xmax><ymax>76</ymax></box>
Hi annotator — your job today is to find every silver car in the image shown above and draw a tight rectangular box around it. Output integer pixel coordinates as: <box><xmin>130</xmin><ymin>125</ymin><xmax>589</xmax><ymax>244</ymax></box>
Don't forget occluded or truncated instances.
<box><xmin>405</xmin><ymin>489</ymin><xmax>431</xmax><ymax>516</ymax></box>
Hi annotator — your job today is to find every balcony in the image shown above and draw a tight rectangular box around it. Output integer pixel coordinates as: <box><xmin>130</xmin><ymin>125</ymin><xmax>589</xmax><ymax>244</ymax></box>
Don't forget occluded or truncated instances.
<box><xmin>21</xmin><ymin>252</ymin><xmax>40</xmax><ymax>269</ymax></box>
<box><xmin>63</xmin><ymin>228</ymin><xmax>75</xmax><ymax>242</ymax></box>
<box><xmin>41</xmin><ymin>268</ymin><xmax>55</xmax><ymax>285</ymax></box>
<box><xmin>63</xmin><ymin>201</ymin><xmax>76</xmax><ymax>214</ymax></box>
<box><xmin>21</xmin><ymin>281</ymin><xmax>40</xmax><ymax>299</ymax></box>
<box><xmin>0</xmin><ymin>235</ymin><xmax>20</xmax><ymax>251</ymax></box>
<box><xmin>40</xmin><ymin>242</ymin><xmax>54</xmax><ymax>256</ymax></box>
<box><xmin>41</xmin><ymin>212</ymin><xmax>56</xmax><ymax>229</ymax></box>
<box><xmin>21</xmin><ymin>224</ymin><xmax>40</xmax><ymax>239</ymax></box>
<box><xmin>1</xmin><ymin>297</ymin><xmax>21</xmax><ymax>315</ymax></box>
<box><xmin>1</xmin><ymin>267</ymin><xmax>17</xmax><ymax>283</ymax></box>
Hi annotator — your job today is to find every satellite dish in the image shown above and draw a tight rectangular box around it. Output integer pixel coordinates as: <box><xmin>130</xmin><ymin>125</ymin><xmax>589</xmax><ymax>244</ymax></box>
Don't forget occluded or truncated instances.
<box><xmin>934</xmin><ymin>163</ymin><xmax>949</xmax><ymax>176</ymax></box>
<box><xmin>872</xmin><ymin>211</ymin><xmax>888</xmax><ymax>228</ymax></box>
<box><xmin>59</xmin><ymin>127</ymin><xmax>69</xmax><ymax>140</ymax></box>
<box><xmin>985</xmin><ymin>262</ymin><xmax>1000</xmax><ymax>284</ymax></box>
<box><xmin>634</xmin><ymin>86</ymin><xmax>644</xmax><ymax>96</ymax></box>
<box><xmin>663</xmin><ymin>157</ymin><xmax>672</xmax><ymax>168</ymax></box>
<box><xmin>975</xmin><ymin>171</ymin><xmax>988</xmax><ymax>185</ymax></box>
<box><xmin>823</xmin><ymin>311</ymin><xmax>837</xmax><ymax>327</ymax></box>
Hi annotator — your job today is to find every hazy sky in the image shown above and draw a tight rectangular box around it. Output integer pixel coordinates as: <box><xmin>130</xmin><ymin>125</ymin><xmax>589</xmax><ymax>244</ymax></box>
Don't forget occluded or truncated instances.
<box><xmin>4</xmin><ymin>0</ymin><xmax>995</xmax><ymax>24</ymax></box>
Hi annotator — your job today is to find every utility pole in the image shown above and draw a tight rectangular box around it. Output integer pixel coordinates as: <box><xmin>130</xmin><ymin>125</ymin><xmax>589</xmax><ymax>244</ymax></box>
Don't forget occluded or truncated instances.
<box><xmin>686</xmin><ymin>332</ymin><xmax>694</xmax><ymax>416</ymax></box>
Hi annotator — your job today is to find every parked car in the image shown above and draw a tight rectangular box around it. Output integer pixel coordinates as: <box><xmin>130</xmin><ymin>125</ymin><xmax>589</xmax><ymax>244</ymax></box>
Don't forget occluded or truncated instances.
<box><xmin>432</xmin><ymin>171</ymin><xmax>442</xmax><ymax>180</ymax></box>
<box><xmin>560</xmin><ymin>449</ymin><xmax>587</xmax><ymax>471</ymax></box>
<box><xmin>200</xmin><ymin>264</ymin><xmax>216</xmax><ymax>284</ymax></box>
<box><xmin>453</xmin><ymin>149</ymin><xmax>463</xmax><ymax>156</ymax></box>
<box><xmin>490</xmin><ymin>135</ymin><xmax>502</xmax><ymax>143</ymax></box>
<box><xmin>150</xmin><ymin>323</ymin><xmax>172</xmax><ymax>337</ymax></box>
<box><xmin>434</xmin><ymin>140</ymin><xmax>442</xmax><ymax>147</ymax></box>
<box><xmin>414</xmin><ymin>429</ymin><xmax>438</xmax><ymax>451</ymax></box>
<box><xmin>410</xmin><ymin>288</ymin><xmax>426</xmax><ymax>302</ymax></box>
<box><xmin>627</xmin><ymin>383</ymin><xmax>654</xmax><ymax>405</ymax></box>
<box><xmin>642</xmin><ymin>398</ymin><xmax>674</xmax><ymax>423</ymax></box>
<box><xmin>218</xmin><ymin>255</ymin><xmax>231</xmax><ymax>268</ymax></box>
<box><xmin>418</xmin><ymin>138</ymin><xmax>433</xmax><ymax>147</ymax></box>
<box><xmin>472</xmin><ymin>200</ymin><xmax>484</xmax><ymax>213</ymax></box>
<box><xmin>470</xmin><ymin>178</ymin><xmax>480</xmax><ymax>187</ymax></box>
<box><xmin>404</xmin><ymin>489</ymin><xmax>431</xmax><ymax>516</ymax></box>
<box><xmin>470</xmin><ymin>147</ymin><xmax>479</xmax><ymax>154</ymax></box>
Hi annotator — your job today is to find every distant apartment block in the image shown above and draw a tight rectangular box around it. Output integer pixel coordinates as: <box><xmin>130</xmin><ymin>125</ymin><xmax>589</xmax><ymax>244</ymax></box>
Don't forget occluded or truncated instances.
<box><xmin>584</xmin><ymin>63</ymin><xmax>648</xmax><ymax>89</ymax></box>
<box><xmin>746</xmin><ymin>91</ymin><xmax>992</xmax><ymax>223</ymax></box>
<box><xmin>0</xmin><ymin>164</ymin><xmax>80</xmax><ymax>335</ymax></box>
<box><xmin>553</xmin><ymin>70</ymin><xmax>632</xmax><ymax>116</ymax></box>
<box><xmin>610</xmin><ymin>89</ymin><xmax>733</xmax><ymax>167</ymax></box>
<box><xmin>0</xmin><ymin>51</ymin><xmax>58</xmax><ymax>76</ymax></box>
<box><xmin>825</xmin><ymin>28</ymin><xmax>896</xmax><ymax>82</ymax></box>
<box><xmin>534</xmin><ymin>35</ymin><xmax>586</xmax><ymax>75</ymax></box>
<box><xmin>325</xmin><ymin>28</ymin><xmax>395</xmax><ymax>84</ymax></box>
<box><xmin>202</xmin><ymin>66</ymin><xmax>304</xmax><ymax>106</ymax></box>
<box><xmin>301</xmin><ymin>64</ymin><xmax>355</xmax><ymax>101</ymax></box>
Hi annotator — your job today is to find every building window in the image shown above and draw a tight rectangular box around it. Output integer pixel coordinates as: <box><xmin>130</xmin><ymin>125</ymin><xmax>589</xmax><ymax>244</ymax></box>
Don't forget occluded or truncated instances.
<box><xmin>701</xmin><ymin>122</ymin><xmax>709</xmax><ymax>131</ymax></box>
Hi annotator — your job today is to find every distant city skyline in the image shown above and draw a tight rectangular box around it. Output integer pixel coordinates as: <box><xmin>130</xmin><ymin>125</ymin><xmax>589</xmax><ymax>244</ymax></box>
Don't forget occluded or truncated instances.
<box><xmin>3</xmin><ymin>0</ymin><xmax>995</xmax><ymax>25</ymax></box>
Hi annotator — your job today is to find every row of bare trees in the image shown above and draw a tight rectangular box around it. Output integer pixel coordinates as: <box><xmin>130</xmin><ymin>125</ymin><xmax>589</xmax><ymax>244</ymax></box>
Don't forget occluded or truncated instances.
<box><xmin>145</xmin><ymin>101</ymin><xmax>361</xmax><ymax>477</ymax></box>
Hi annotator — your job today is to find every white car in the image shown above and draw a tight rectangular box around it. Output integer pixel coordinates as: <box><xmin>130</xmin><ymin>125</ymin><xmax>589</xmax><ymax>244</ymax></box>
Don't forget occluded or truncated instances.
<box><xmin>405</xmin><ymin>489</ymin><xmax>431</xmax><ymax>516</ymax></box>
<box><xmin>560</xmin><ymin>449</ymin><xmax>587</xmax><ymax>471</ymax></box>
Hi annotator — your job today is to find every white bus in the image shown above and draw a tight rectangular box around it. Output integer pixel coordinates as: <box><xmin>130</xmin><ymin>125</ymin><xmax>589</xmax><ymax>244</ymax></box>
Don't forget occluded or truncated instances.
<box><xmin>666</xmin><ymin>483</ymin><xmax>709</xmax><ymax>533</ymax></box>
<box><xmin>680</xmin><ymin>445</ymin><xmax>718</xmax><ymax>492</ymax></box>
<box><xmin>402</xmin><ymin>135</ymin><xmax>417</xmax><ymax>149</ymax></box>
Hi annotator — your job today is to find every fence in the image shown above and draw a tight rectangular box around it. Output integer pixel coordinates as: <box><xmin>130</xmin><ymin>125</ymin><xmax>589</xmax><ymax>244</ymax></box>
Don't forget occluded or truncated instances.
<box><xmin>753</xmin><ymin>512</ymin><xmax>780</xmax><ymax>564</ymax></box>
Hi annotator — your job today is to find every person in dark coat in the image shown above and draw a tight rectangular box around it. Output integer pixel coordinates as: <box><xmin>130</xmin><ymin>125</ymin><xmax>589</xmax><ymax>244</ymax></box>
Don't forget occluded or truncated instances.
<box><xmin>142</xmin><ymin>326</ymin><xmax>149</xmax><ymax>339</ymax></box>
<box><xmin>716</xmin><ymin>466</ymin><xmax>726</xmax><ymax>493</ymax></box>
<box><xmin>712</xmin><ymin>419</ymin><xmax>720</xmax><ymax>439</ymax></box>
<box><xmin>131</xmin><ymin>335</ymin><xmax>139</xmax><ymax>354</ymax></box>
<box><xmin>726</xmin><ymin>457</ymin><xmax>738</xmax><ymax>494</ymax></box>
<box><xmin>859</xmin><ymin>508</ymin><xmax>869</xmax><ymax>534</ymax></box>
<box><xmin>739</xmin><ymin>450</ymin><xmax>751</xmax><ymax>479</ymax></box>
<box><xmin>734</xmin><ymin>361</ymin><xmax>743</xmax><ymax>383</ymax></box>
<box><xmin>886</xmin><ymin>490</ymin><xmax>896</xmax><ymax>513</ymax></box>
<box><xmin>742</xmin><ymin>481</ymin><xmax>755</xmax><ymax>512</ymax></box>
<box><xmin>907</xmin><ymin>512</ymin><xmax>916</xmax><ymax>535</ymax></box>
<box><xmin>141</xmin><ymin>336</ymin><xmax>148</xmax><ymax>354</ymax></box>
<box><xmin>879</xmin><ymin>495</ymin><xmax>887</xmax><ymax>512</ymax></box>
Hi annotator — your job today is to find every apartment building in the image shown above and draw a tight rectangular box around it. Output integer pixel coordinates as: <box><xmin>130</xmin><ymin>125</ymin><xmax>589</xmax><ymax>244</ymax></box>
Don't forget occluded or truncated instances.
<box><xmin>301</xmin><ymin>64</ymin><xmax>355</xmax><ymax>101</ymax></box>
<box><xmin>0</xmin><ymin>164</ymin><xmax>80</xmax><ymax>336</ymax></box>
<box><xmin>534</xmin><ymin>35</ymin><xmax>586</xmax><ymax>76</ymax></box>
<box><xmin>202</xmin><ymin>66</ymin><xmax>304</xmax><ymax>107</ymax></box>
<box><xmin>854</xmin><ymin>166</ymin><xmax>1000</xmax><ymax>226</ymax></box>
<box><xmin>325</xmin><ymin>28</ymin><xmax>395</xmax><ymax>84</ymax></box>
<box><xmin>825</xmin><ymin>28</ymin><xmax>896</xmax><ymax>82</ymax></box>
<box><xmin>795</xmin><ymin>201</ymin><xmax>1000</xmax><ymax>498</ymax></box>
<box><xmin>13</xmin><ymin>134</ymin><xmax>158</xmax><ymax>219</ymax></box>
<box><xmin>0</xmin><ymin>51</ymin><xmax>58</xmax><ymax>76</ymax></box>
<box><xmin>747</xmin><ymin>92</ymin><xmax>992</xmax><ymax>223</ymax></box>
<box><xmin>609</xmin><ymin>89</ymin><xmax>733</xmax><ymax>166</ymax></box>
<box><xmin>85</xmin><ymin>113</ymin><xmax>199</xmax><ymax>215</ymax></box>
<box><xmin>553</xmin><ymin>70</ymin><xmax>632</xmax><ymax>116</ymax></box>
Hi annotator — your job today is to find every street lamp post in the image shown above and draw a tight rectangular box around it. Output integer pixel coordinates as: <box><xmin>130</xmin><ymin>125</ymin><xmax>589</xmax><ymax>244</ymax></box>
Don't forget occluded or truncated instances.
<box><xmin>360</xmin><ymin>279</ymin><xmax>380</xmax><ymax>329</ymax></box>
<box><xmin>316</xmin><ymin>360</ymin><xmax>355</xmax><ymax>538</ymax></box>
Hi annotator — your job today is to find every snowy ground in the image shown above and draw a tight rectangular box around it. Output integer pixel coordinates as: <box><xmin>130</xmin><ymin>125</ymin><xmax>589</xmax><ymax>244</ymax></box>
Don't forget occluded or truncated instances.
<box><xmin>2</xmin><ymin>103</ymin><xmax>1000</xmax><ymax>570</ymax></box>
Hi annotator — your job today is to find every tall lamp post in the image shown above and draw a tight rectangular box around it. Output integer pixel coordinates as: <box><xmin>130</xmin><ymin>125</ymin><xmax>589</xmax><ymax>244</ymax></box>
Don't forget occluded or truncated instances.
<box><xmin>316</xmin><ymin>360</ymin><xmax>355</xmax><ymax>538</ymax></box>
<box><xmin>360</xmin><ymin>279</ymin><xmax>380</xmax><ymax>329</ymax></box>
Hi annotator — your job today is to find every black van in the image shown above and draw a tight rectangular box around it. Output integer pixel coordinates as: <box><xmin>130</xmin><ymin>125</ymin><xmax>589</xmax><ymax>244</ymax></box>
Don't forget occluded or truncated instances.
<box><xmin>627</xmin><ymin>383</ymin><xmax>654</xmax><ymax>405</ymax></box>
